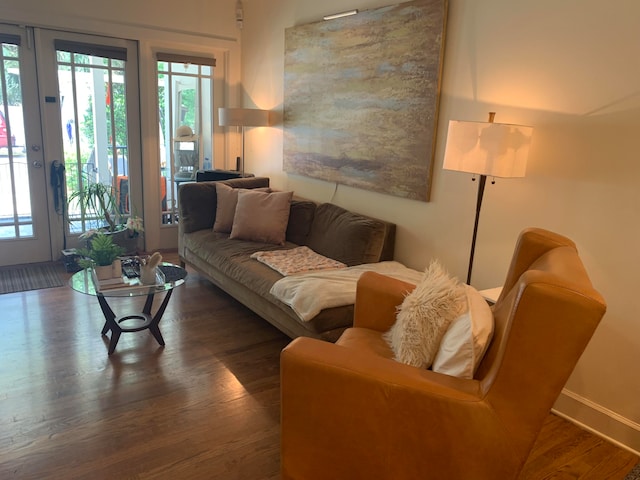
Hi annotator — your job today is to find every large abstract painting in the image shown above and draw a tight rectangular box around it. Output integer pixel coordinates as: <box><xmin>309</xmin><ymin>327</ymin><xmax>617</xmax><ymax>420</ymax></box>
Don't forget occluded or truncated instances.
<box><xmin>284</xmin><ymin>0</ymin><xmax>447</xmax><ymax>201</ymax></box>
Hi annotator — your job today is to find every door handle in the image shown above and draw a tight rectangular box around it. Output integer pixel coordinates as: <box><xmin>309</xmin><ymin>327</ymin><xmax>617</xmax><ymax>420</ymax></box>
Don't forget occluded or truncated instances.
<box><xmin>32</xmin><ymin>160</ymin><xmax>43</xmax><ymax>168</ymax></box>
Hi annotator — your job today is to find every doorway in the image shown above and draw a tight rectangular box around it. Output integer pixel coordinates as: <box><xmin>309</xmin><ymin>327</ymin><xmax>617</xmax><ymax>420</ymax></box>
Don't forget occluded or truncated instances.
<box><xmin>0</xmin><ymin>25</ymin><xmax>141</xmax><ymax>267</ymax></box>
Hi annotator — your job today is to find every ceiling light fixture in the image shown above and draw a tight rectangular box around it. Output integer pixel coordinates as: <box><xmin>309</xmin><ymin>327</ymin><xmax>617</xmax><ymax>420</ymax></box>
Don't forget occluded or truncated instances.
<box><xmin>323</xmin><ymin>10</ymin><xmax>358</xmax><ymax>21</ymax></box>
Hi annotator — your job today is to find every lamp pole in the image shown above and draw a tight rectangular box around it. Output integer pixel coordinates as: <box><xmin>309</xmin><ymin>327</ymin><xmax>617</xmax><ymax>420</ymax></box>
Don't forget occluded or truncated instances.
<box><xmin>466</xmin><ymin>112</ymin><xmax>495</xmax><ymax>285</ymax></box>
<box><xmin>467</xmin><ymin>174</ymin><xmax>486</xmax><ymax>284</ymax></box>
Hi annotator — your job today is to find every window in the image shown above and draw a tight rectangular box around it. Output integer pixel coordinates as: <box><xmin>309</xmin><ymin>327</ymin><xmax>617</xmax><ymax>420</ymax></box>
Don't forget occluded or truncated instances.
<box><xmin>157</xmin><ymin>53</ymin><xmax>216</xmax><ymax>224</ymax></box>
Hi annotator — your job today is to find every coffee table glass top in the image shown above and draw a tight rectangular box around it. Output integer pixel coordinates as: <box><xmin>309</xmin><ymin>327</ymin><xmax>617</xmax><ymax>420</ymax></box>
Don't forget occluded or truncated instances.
<box><xmin>70</xmin><ymin>263</ymin><xmax>187</xmax><ymax>298</ymax></box>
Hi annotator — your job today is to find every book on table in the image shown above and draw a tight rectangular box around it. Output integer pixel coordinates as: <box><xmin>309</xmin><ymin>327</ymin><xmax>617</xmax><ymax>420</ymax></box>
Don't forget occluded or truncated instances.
<box><xmin>90</xmin><ymin>268</ymin><xmax>165</xmax><ymax>292</ymax></box>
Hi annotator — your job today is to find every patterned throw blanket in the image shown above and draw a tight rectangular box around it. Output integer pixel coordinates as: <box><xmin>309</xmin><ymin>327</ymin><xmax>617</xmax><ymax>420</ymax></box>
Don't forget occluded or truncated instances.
<box><xmin>251</xmin><ymin>246</ymin><xmax>347</xmax><ymax>276</ymax></box>
<box><xmin>270</xmin><ymin>261</ymin><xmax>423</xmax><ymax>321</ymax></box>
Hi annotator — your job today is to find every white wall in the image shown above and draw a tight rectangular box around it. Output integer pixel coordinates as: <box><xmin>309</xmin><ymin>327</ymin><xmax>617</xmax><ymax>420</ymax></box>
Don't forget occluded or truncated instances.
<box><xmin>241</xmin><ymin>0</ymin><xmax>640</xmax><ymax>453</ymax></box>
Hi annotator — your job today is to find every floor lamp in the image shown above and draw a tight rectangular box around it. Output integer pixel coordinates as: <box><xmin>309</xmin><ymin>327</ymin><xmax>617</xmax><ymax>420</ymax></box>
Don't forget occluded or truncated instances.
<box><xmin>442</xmin><ymin>112</ymin><xmax>533</xmax><ymax>285</ymax></box>
<box><xmin>218</xmin><ymin>107</ymin><xmax>270</xmax><ymax>177</ymax></box>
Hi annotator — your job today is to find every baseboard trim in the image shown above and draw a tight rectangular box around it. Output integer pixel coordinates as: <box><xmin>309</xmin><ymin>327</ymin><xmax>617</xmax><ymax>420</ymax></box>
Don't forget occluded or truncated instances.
<box><xmin>553</xmin><ymin>389</ymin><xmax>640</xmax><ymax>456</ymax></box>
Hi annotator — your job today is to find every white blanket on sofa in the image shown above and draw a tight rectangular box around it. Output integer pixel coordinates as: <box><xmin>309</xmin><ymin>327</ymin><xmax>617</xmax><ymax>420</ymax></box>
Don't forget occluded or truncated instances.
<box><xmin>270</xmin><ymin>261</ymin><xmax>423</xmax><ymax>322</ymax></box>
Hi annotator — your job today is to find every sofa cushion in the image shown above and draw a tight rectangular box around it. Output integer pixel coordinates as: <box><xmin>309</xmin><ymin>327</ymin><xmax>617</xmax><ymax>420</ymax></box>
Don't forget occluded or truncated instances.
<box><xmin>230</xmin><ymin>189</ymin><xmax>293</xmax><ymax>245</ymax></box>
<box><xmin>286</xmin><ymin>200</ymin><xmax>316</xmax><ymax>245</ymax></box>
<box><xmin>181</xmin><ymin>229</ymin><xmax>355</xmax><ymax>339</ymax></box>
<box><xmin>306</xmin><ymin>203</ymin><xmax>389</xmax><ymax>266</ymax></box>
<box><xmin>384</xmin><ymin>261</ymin><xmax>466</xmax><ymax>369</ymax></box>
<box><xmin>431</xmin><ymin>284</ymin><xmax>494</xmax><ymax>379</ymax></box>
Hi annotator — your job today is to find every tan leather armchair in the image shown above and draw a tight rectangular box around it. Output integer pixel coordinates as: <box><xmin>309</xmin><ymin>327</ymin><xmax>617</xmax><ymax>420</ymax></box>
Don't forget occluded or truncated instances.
<box><xmin>280</xmin><ymin>228</ymin><xmax>606</xmax><ymax>480</ymax></box>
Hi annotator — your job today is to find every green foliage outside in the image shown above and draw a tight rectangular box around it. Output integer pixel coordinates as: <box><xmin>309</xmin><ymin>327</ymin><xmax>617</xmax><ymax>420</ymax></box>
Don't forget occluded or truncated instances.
<box><xmin>1</xmin><ymin>45</ymin><xmax>21</xmax><ymax>105</ymax></box>
<box><xmin>81</xmin><ymin>82</ymin><xmax>128</xmax><ymax>150</ymax></box>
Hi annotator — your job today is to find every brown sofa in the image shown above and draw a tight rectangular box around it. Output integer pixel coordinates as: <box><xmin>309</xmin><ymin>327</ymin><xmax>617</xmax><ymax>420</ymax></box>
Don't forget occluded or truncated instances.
<box><xmin>280</xmin><ymin>228</ymin><xmax>606</xmax><ymax>479</ymax></box>
<box><xmin>178</xmin><ymin>177</ymin><xmax>396</xmax><ymax>341</ymax></box>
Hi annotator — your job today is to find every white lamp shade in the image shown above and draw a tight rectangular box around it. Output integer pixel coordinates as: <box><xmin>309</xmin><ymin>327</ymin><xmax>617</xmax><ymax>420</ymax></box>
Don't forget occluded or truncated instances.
<box><xmin>218</xmin><ymin>107</ymin><xmax>270</xmax><ymax>127</ymax></box>
<box><xmin>443</xmin><ymin>120</ymin><xmax>533</xmax><ymax>178</ymax></box>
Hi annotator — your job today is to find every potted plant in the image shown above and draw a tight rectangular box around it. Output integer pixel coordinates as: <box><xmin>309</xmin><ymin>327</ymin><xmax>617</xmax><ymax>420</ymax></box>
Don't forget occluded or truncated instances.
<box><xmin>68</xmin><ymin>180</ymin><xmax>121</xmax><ymax>232</ymax></box>
<box><xmin>76</xmin><ymin>233</ymin><xmax>126</xmax><ymax>279</ymax></box>
<box><xmin>68</xmin><ymin>178</ymin><xmax>144</xmax><ymax>254</ymax></box>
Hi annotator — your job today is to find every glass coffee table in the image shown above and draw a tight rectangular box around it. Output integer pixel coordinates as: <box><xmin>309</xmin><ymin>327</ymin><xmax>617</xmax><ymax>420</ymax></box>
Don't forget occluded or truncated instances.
<box><xmin>70</xmin><ymin>263</ymin><xmax>187</xmax><ymax>355</ymax></box>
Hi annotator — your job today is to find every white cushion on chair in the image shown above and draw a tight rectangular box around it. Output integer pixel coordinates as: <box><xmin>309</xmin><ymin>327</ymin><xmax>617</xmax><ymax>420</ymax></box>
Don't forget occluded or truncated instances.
<box><xmin>384</xmin><ymin>261</ymin><xmax>466</xmax><ymax>369</ymax></box>
<box><xmin>432</xmin><ymin>284</ymin><xmax>494</xmax><ymax>379</ymax></box>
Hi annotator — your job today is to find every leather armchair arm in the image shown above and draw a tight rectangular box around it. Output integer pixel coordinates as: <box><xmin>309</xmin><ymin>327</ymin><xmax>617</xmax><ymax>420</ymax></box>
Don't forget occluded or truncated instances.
<box><xmin>353</xmin><ymin>271</ymin><xmax>416</xmax><ymax>332</ymax></box>
<box><xmin>281</xmin><ymin>337</ymin><xmax>519</xmax><ymax>480</ymax></box>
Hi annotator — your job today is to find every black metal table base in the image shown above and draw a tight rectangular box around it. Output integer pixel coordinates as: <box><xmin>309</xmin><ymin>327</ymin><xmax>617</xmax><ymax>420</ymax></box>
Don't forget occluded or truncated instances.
<box><xmin>97</xmin><ymin>289</ymin><xmax>174</xmax><ymax>355</ymax></box>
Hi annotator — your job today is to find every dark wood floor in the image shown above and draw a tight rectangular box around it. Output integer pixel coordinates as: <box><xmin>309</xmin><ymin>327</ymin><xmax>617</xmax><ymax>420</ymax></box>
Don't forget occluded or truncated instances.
<box><xmin>0</xmin><ymin>253</ymin><xmax>637</xmax><ymax>479</ymax></box>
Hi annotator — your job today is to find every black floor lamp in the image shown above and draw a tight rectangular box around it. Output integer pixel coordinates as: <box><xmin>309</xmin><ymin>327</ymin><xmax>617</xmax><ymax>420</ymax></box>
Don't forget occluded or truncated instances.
<box><xmin>442</xmin><ymin>112</ymin><xmax>533</xmax><ymax>285</ymax></box>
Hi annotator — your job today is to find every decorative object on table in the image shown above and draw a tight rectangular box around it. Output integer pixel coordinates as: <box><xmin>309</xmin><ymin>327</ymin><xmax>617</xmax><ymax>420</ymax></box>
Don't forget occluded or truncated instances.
<box><xmin>283</xmin><ymin>0</ymin><xmax>447</xmax><ymax>201</ymax></box>
<box><xmin>218</xmin><ymin>107</ymin><xmax>270</xmax><ymax>177</ymax></box>
<box><xmin>75</xmin><ymin>233</ymin><xmax>126</xmax><ymax>280</ymax></box>
<box><xmin>140</xmin><ymin>252</ymin><xmax>163</xmax><ymax>285</ymax></box>
<box><xmin>442</xmin><ymin>112</ymin><xmax>533</xmax><ymax>284</ymax></box>
<box><xmin>121</xmin><ymin>257</ymin><xmax>141</xmax><ymax>278</ymax></box>
<box><xmin>68</xmin><ymin>176</ymin><xmax>144</xmax><ymax>255</ymax></box>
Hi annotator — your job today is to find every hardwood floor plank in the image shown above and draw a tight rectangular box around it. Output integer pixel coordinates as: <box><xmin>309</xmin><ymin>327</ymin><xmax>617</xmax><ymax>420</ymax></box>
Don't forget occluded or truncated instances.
<box><xmin>0</xmin><ymin>253</ymin><xmax>637</xmax><ymax>479</ymax></box>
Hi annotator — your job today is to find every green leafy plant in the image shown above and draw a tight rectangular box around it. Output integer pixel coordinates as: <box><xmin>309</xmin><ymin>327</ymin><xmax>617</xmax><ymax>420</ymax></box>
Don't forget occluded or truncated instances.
<box><xmin>76</xmin><ymin>233</ymin><xmax>126</xmax><ymax>268</ymax></box>
<box><xmin>68</xmin><ymin>180</ymin><xmax>121</xmax><ymax>232</ymax></box>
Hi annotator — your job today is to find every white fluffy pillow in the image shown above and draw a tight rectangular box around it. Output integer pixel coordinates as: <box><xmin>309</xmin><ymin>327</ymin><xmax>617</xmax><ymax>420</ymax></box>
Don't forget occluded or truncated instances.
<box><xmin>384</xmin><ymin>260</ymin><xmax>466</xmax><ymax>369</ymax></box>
<box><xmin>431</xmin><ymin>284</ymin><xmax>494</xmax><ymax>379</ymax></box>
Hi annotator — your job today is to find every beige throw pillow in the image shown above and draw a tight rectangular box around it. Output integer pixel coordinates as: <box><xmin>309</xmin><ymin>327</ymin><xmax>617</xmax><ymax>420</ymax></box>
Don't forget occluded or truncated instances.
<box><xmin>384</xmin><ymin>260</ymin><xmax>466</xmax><ymax>369</ymax></box>
<box><xmin>230</xmin><ymin>190</ymin><xmax>293</xmax><ymax>245</ymax></box>
<box><xmin>213</xmin><ymin>183</ymin><xmax>239</xmax><ymax>233</ymax></box>
<box><xmin>213</xmin><ymin>183</ymin><xmax>270</xmax><ymax>233</ymax></box>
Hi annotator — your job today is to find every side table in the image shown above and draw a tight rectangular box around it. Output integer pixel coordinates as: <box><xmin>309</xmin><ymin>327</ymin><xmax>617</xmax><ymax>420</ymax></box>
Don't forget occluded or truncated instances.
<box><xmin>478</xmin><ymin>286</ymin><xmax>503</xmax><ymax>306</ymax></box>
<box><xmin>69</xmin><ymin>263</ymin><xmax>187</xmax><ymax>355</ymax></box>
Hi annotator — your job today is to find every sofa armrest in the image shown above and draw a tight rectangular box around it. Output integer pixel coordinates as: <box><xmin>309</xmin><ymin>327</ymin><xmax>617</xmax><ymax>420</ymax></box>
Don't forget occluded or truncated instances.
<box><xmin>280</xmin><ymin>337</ymin><xmax>516</xmax><ymax>480</ymax></box>
<box><xmin>353</xmin><ymin>271</ymin><xmax>416</xmax><ymax>332</ymax></box>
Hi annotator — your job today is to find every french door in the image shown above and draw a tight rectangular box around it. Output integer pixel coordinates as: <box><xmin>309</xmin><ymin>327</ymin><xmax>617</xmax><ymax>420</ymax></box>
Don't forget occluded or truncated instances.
<box><xmin>0</xmin><ymin>25</ymin><xmax>141</xmax><ymax>267</ymax></box>
<box><xmin>0</xmin><ymin>25</ymin><xmax>50</xmax><ymax>265</ymax></box>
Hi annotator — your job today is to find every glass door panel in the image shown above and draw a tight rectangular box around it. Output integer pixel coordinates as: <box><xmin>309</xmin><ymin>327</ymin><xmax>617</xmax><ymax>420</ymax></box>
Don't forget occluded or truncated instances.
<box><xmin>157</xmin><ymin>57</ymin><xmax>214</xmax><ymax>225</ymax></box>
<box><xmin>0</xmin><ymin>26</ymin><xmax>51</xmax><ymax>265</ymax></box>
<box><xmin>56</xmin><ymin>43</ymin><xmax>131</xmax><ymax>234</ymax></box>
